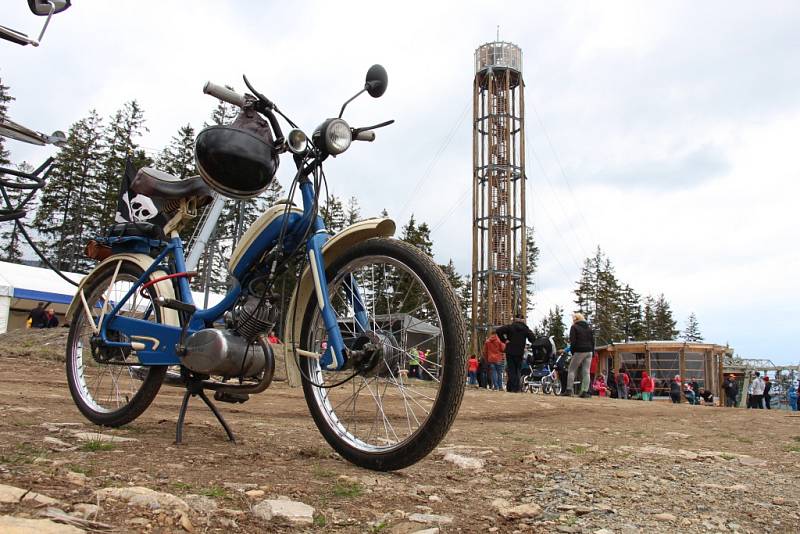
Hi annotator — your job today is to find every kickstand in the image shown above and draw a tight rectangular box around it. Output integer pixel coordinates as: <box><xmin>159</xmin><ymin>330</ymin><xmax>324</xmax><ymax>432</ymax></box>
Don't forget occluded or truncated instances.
<box><xmin>175</xmin><ymin>378</ymin><xmax>236</xmax><ymax>444</ymax></box>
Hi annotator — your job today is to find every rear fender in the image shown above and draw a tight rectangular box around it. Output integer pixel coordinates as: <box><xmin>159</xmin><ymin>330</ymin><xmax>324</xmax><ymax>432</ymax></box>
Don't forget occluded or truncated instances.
<box><xmin>282</xmin><ymin>217</ymin><xmax>396</xmax><ymax>386</ymax></box>
<box><xmin>65</xmin><ymin>253</ymin><xmax>180</xmax><ymax>327</ymax></box>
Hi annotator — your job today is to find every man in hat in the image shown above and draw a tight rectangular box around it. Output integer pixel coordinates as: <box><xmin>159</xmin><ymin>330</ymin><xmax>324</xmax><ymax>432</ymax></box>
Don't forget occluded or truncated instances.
<box><xmin>723</xmin><ymin>374</ymin><xmax>739</xmax><ymax>407</ymax></box>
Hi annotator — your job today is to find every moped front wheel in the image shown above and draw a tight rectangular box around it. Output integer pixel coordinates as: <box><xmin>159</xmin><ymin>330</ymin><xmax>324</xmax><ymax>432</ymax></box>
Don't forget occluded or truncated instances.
<box><xmin>299</xmin><ymin>238</ymin><xmax>467</xmax><ymax>471</ymax></box>
<box><xmin>65</xmin><ymin>260</ymin><xmax>167</xmax><ymax>427</ymax></box>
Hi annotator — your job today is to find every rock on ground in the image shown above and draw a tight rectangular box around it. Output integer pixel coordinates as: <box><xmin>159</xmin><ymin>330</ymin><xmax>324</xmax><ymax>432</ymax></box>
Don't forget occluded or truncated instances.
<box><xmin>0</xmin><ymin>515</ymin><xmax>84</xmax><ymax>533</ymax></box>
<box><xmin>407</xmin><ymin>513</ymin><xmax>454</xmax><ymax>524</ymax></box>
<box><xmin>442</xmin><ymin>452</ymin><xmax>485</xmax><ymax>470</ymax></box>
<box><xmin>70</xmin><ymin>432</ymin><xmax>138</xmax><ymax>443</ymax></box>
<box><xmin>252</xmin><ymin>499</ymin><xmax>315</xmax><ymax>524</ymax></box>
<box><xmin>0</xmin><ymin>483</ymin><xmax>60</xmax><ymax>505</ymax></box>
<box><xmin>94</xmin><ymin>486</ymin><xmax>188</xmax><ymax>512</ymax></box>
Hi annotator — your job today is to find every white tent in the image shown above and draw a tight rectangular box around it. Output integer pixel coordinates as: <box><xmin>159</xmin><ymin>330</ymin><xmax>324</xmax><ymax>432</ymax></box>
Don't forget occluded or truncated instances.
<box><xmin>0</xmin><ymin>261</ymin><xmax>225</xmax><ymax>333</ymax></box>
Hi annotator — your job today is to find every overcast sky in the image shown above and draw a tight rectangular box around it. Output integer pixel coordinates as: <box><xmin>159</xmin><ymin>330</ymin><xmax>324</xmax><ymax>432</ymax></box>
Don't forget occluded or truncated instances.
<box><xmin>2</xmin><ymin>1</ymin><xmax>799</xmax><ymax>364</ymax></box>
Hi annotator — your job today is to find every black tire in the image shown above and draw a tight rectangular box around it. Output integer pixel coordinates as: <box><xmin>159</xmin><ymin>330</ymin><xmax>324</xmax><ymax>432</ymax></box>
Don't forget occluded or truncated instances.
<box><xmin>299</xmin><ymin>238</ymin><xmax>467</xmax><ymax>471</ymax></box>
<box><xmin>550</xmin><ymin>376</ymin><xmax>563</xmax><ymax>396</ymax></box>
<box><xmin>66</xmin><ymin>260</ymin><xmax>167</xmax><ymax>427</ymax></box>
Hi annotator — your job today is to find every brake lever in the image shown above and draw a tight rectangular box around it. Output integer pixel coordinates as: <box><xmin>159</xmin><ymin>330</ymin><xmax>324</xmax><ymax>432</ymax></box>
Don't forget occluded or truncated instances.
<box><xmin>351</xmin><ymin>119</ymin><xmax>395</xmax><ymax>137</ymax></box>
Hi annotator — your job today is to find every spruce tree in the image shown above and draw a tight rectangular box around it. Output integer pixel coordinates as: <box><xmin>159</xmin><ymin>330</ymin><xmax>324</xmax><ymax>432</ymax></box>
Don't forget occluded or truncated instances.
<box><xmin>0</xmin><ymin>77</ymin><xmax>12</xmax><ymax>170</ymax></box>
<box><xmin>320</xmin><ymin>194</ymin><xmax>346</xmax><ymax>232</ymax></box>
<box><xmin>642</xmin><ymin>295</ymin><xmax>656</xmax><ymax>339</ymax></box>
<box><xmin>0</xmin><ymin>162</ymin><xmax>34</xmax><ymax>262</ymax></box>
<box><xmin>682</xmin><ymin>312</ymin><xmax>703</xmax><ymax>342</ymax></box>
<box><xmin>401</xmin><ymin>214</ymin><xmax>433</xmax><ymax>256</ymax></box>
<box><xmin>618</xmin><ymin>284</ymin><xmax>644</xmax><ymax>341</ymax></box>
<box><xmin>156</xmin><ymin>124</ymin><xmax>196</xmax><ymax>179</ymax></box>
<box><xmin>98</xmin><ymin>100</ymin><xmax>146</xmax><ymax>228</ymax></box>
<box><xmin>533</xmin><ymin>306</ymin><xmax>567</xmax><ymax>348</ymax></box>
<box><xmin>345</xmin><ymin>195</ymin><xmax>361</xmax><ymax>225</ymax></box>
<box><xmin>652</xmin><ymin>293</ymin><xmax>678</xmax><ymax>340</ymax></box>
<box><xmin>33</xmin><ymin>111</ymin><xmax>106</xmax><ymax>272</ymax></box>
<box><xmin>460</xmin><ymin>274</ymin><xmax>472</xmax><ymax>330</ymax></box>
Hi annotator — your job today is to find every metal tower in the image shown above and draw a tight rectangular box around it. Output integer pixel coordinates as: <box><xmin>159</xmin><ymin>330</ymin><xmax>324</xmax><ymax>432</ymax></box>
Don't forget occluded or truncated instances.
<box><xmin>471</xmin><ymin>40</ymin><xmax>527</xmax><ymax>352</ymax></box>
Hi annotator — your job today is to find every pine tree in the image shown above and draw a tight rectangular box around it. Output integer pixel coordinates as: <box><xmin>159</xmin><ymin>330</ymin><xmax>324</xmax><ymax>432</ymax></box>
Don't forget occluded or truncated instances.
<box><xmin>401</xmin><ymin>214</ymin><xmax>433</xmax><ymax>256</ymax></box>
<box><xmin>206</xmin><ymin>96</ymin><xmax>239</xmax><ymax>127</ymax></box>
<box><xmin>652</xmin><ymin>293</ymin><xmax>678</xmax><ymax>340</ymax></box>
<box><xmin>98</xmin><ymin>100</ymin><xmax>147</xmax><ymax>228</ymax></box>
<box><xmin>0</xmin><ymin>162</ymin><xmax>34</xmax><ymax>262</ymax></box>
<box><xmin>320</xmin><ymin>194</ymin><xmax>346</xmax><ymax>232</ymax></box>
<box><xmin>682</xmin><ymin>312</ymin><xmax>703</xmax><ymax>342</ymax></box>
<box><xmin>0</xmin><ymin>77</ymin><xmax>12</xmax><ymax>169</ymax></box>
<box><xmin>573</xmin><ymin>247</ymin><xmax>622</xmax><ymax>345</ymax></box>
<box><xmin>642</xmin><ymin>295</ymin><xmax>656</xmax><ymax>339</ymax></box>
<box><xmin>533</xmin><ymin>306</ymin><xmax>567</xmax><ymax>348</ymax></box>
<box><xmin>156</xmin><ymin>124</ymin><xmax>196</xmax><ymax>179</ymax></box>
<box><xmin>460</xmin><ymin>274</ymin><xmax>472</xmax><ymax>329</ymax></box>
<box><xmin>618</xmin><ymin>284</ymin><xmax>644</xmax><ymax>341</ymax></box>
<box><xmin>345</xmin><ymin>195</ymin><xmax>361</xmax><ymax>225</ymax></box>
<box><xmin>33</xmin><ymin>111</ymin><xmax>106</xmax><ymax>272</ymax></box>
<box><xmin>0</xmin><ymin>79</ymin><xmax>23</xmax><ymax>262</ymax></box>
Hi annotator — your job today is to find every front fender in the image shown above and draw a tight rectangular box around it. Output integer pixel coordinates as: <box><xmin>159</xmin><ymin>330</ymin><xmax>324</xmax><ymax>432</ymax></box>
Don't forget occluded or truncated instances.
<box><xmin>65</xmin><ymin>253</ymin><xmax>180</xmax><ymax>327</ymax></box>
<box><xmin>282</xmin><ymin>217</ymin><xmax>396</xmax><ymax>386</ymax></box>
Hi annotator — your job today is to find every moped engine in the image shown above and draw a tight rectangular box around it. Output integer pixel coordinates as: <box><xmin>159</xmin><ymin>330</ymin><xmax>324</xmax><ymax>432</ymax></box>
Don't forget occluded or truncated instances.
<box><xmin>182</xmin><ymin>329</ymin><xmax>266</xmax><ymax>377</ymax></box>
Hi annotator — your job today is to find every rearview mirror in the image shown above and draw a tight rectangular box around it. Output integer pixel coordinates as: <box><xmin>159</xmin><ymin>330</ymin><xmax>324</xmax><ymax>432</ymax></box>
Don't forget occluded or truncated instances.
<box><xmin>28</xmin><ymin>0</ymin><xmax>72</xmax><ymax>16</ymax></box>
<box><xmin>365</xmin><ymin>65</ymin><xmax>388</xmax><ymax>98</ymax></box>
<box><xmin>0</xmin><ymin>0</ymin><xmax>71</xmax><ymax>46</ymax></box>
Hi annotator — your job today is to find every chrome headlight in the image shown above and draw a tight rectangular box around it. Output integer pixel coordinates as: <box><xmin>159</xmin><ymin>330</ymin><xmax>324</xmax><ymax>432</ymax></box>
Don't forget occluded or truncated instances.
<box><xmin>314</xmin><ymin>118</ymin><xmax>352</xmax><ymax>155</ymax></box>
<box><xmin>287</xmin><ymin>128</ymin><xmax>308</xmax><ymax>155</ymax></box>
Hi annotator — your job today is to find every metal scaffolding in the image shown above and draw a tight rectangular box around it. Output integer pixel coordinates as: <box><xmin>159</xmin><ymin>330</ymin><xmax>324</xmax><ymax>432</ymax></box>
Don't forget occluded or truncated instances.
<box><xmin>471</xmin><ymin>41</ymin><xmax>526</xmax><ymax>352</ymax></box>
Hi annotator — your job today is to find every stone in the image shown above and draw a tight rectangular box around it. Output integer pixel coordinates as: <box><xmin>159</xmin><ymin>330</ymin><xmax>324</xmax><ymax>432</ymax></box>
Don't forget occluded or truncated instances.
<box><xmin>654</xmin><ymin>513</ymin><xmax>677</xmax><ymax>521</ymax></box>
<box><xmin>65</xmin><ymin>471</ymin><xmax>87</xmax><ymax>487</ymax></box>
<box><xmin>443</xmin><ymin>452</ymin><xmax>485</xmax><ymax>470</ymax></box>
<box><xmin>0</xmin><ymin>515</ymin><xmax>84</xmax><ymax>534</ymax></box>
<box><xmin>498</xmin><ymin>503</ymin><xmax>542</xmax><ymax>520</ymax></box>
<box><xmin>179</xmin><ymin>512</ymin><xmax>194</xmax><ymax>532</ymax></box>
<box><xmin>43</xmin><ymin>437</ymin><xmax>74</xmax><ymax>450</ymax></box>
<box><xmin>408</xmin><ymin>513</ymin><xmax>454</xmax><ymax>524</ymax></box>
<box><xmin>71</xmin><ymin>432</ymin><xmax>138</xmax><ymax>443</ymax></box>
<box><xmin>428</xmin><ymin>495</ymin><xmax>442</xmax><ymax>503</ymax></box>
<box><xmin>184</xmin><ymin>494</ymin><xmax>217</xmax><ymax>514</ymax></box>
<box><xmin>94</xmin><ymin>486</ymin><xmax>189</xmax><ymax>512</ymax></box>
<box><xmin>72</xmin><ymin>503</ymin><xmax>101</xmax><ymax>519</ymax></box>
<box><xmin>252</xmin><ymin>499</ymin><xmax>315</xmax><ymax>524</ymax></box>
<box><xmin>594</xmin><ymin>529</ymin><xmax>614</xmax><ymax>534</ymax></box>
<box><xmin>222</xmin><ymin>482</ymin><xmax>258</xmax><ymax>492</ymax></box>
<box><xmin>772</xmin><ymin>497</ymin><xmax>786</xmax><ymax>506</ymax></box>
<box><xmin>411</xmin><ymin>529</ymin><xmax>440</xmax><ymax>534</ymax></box>
<box><xmin>245</xmin><ymin>489</ymin><xmax>265</xmax><ymax>499</ymax></box>
<box><xmin>738</xmin><ymin>456</ymin><xmax>767</xmax><ymax>467</ymax></box>
<box><xmin>0</xmin><ymin>483</ymin><xmax>60</xmax><ymax>505</ymax></box>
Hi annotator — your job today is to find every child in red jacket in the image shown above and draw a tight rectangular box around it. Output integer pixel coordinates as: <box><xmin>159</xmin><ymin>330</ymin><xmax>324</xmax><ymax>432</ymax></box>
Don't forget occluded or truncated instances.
<box><xmin>467</xmin><ymin>354</ymin><xmax>479</xmax><ymax>387</ymax></box>
<box><xmin>640</xmin><ymin>371</ymin><xmax>655</xmax><ymax>401</ymax></box>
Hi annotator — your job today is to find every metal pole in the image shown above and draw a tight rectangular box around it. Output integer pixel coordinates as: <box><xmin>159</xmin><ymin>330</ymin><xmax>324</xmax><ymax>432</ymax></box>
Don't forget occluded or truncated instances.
<box><xmin>185</xmin><ymin>194</ymin><xmax>226</xmax><ymax>271</ymax></box>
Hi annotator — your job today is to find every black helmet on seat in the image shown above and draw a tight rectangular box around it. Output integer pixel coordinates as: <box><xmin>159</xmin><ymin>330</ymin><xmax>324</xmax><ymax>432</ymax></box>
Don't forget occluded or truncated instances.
<box><xmin>195</xmin><ymin>125</ymin><xmax>279</xmax><ymax>200</ymax></box>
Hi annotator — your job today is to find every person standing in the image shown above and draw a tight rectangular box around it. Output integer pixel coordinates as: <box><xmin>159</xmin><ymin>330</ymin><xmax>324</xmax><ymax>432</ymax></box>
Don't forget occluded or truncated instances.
<box><xmin>750</xmin><ymin>372</ymin><xmax>765</xmax><ymax>409</ymax></box>
<box><xmin>763</xmin><ymin>376</ymin><xmax>772</xmax><ymax>410</ymax></box>
<box><xmin>28</xmin><ymin>302</ymin><xmax>46</xmax><ymax>329</ymax></box>
<box><xmin>670</xmin><ymin>375</ymin><xmax>682</xmax><ymax>404</ymax></box>
<box><xmin>477</xmin><ymin>355</ymin><xmax>490</xmax><ymax>389</ymax></box>
<box><xmin>407</xmin><ymin>348</ymin><xmax>420</xmax><ymax>379</ymax></box>
<box><xmin>482</xmin><ymin>329</ymin><xmax>506</xmax><ymax>391</ymax></box>
<box><xmin>640</xmin><ymin>371</ymin><xmax>654</xmax><ymax>401</ymax></box>
<box><xmin>496</xmin><ymin>317</ymin><xmax>536</xmax><ymax>393</ymax></box>
<box><xmin>565</xmin><ymin>313</ymin><xmax>594</xmax><ymax>398</ymax></box>
<box><xmin>615</xmin><ymin>368</ymin><xmax>631</xmax><ymax>400</ymax></box>
<box><xmin>789</xmin><ymin>382</ymin><xmax>799</xmax><ymax>411</ymax></box>
<box><xmin>467</xmin><ymin>354</ymin><xmax>479</xmax><ymax>387</ymax></box>
<box><xmin>723</xmin><ymin>374</ymin><xmax>739</xmax><ymax>407</ymax></box>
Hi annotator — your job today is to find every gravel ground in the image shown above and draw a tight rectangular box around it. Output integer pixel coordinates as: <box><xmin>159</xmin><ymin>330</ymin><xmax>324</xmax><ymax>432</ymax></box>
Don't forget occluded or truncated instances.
<box><xmin>0</xmin><ymin>329</ymin><xmax>798</xmax><ymax>533</ymax></box>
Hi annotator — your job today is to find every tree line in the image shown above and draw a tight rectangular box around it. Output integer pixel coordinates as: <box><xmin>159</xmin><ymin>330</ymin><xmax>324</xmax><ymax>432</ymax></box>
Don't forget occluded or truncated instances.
<box><xmin>1</xmin><ymin>77</ymin><xmax>701</xmax><ymax>344</ymax></box>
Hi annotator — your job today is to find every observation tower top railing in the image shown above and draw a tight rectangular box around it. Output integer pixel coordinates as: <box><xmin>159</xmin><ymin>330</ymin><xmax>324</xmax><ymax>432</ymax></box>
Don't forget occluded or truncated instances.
<box><xmin>475</xmin><ymin>41</ymin><xmax>523</xmax><ymax>74</ymax></box>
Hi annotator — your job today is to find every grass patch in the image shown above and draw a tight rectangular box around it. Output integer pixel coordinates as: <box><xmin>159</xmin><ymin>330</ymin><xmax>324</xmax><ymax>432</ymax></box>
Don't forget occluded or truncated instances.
<box><xmin>80</xmin><ymin>440</ymin><xmax>116</xmax><ymax>452</ymax></box>
<box><xmin>332</xmin><ymin>480</ymin><xmax>363</xmax><ymax>498</ymax></box>
<box><xmin>370</xmin><ymin>521</ymin><xmax>387</xmax><ymax>533</ymax></box>
<box><xmin>314</xmin><ymin>515</ymin><xmax>327</xmax><ymax>528</ymax></box>
<box><xmin>791</xmin><ymin>436</ymin><xmax>800</xmax><ymax>443</ymax></box>
<box><xmin>0</xmin><ymin>443</ymin><xmax>46</xmax><ymax>465</ymax></box>
<box><xmin>786</xmin><ymin>445</ymin><xmax>800</xmax><ymax>453</ymax></box>
<box><xmin>198</xmin><ymin>485</ymin><xmax>227</xmax><ymax>498</ymax></box>
<box><xmin>719</xmin><ymin>454</ymin><xmax>736</xmax><ymax>461</ymax></box>
<box><xmin>172</xmin><ymin>481</ymin><xmax>193</xmax><ymax>492</ymax></box>
<box><xmin>66</xmin><ymin>464</ymin><xmax>92</xmax><ymax>475</ymax></box>
<box><xmin>570</xmin><ymin>445</ymin><xmax>589</xmax><ymax>455</ymax></box>
<box><xmin>735</xmin><ymin>436</ymin><xmax>753</xmax><ymax>444</ymax></box>
<box><xmin>313</xmin><ymin>465</ymin><xmax>336</xmax><ymax>479</ymax></box>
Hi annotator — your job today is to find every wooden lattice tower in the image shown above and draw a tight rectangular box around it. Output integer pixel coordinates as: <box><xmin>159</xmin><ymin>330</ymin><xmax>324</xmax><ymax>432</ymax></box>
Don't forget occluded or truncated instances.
<box><xmin>471</xmin><ymin>41</ymin><xmax>527</xmax><ymax>353</ymax></box>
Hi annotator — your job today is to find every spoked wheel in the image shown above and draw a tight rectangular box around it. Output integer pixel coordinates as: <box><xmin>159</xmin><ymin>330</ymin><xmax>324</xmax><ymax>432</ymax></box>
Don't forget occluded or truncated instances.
<box><xmin>550</xmin><ymin>375</ymin><xmax>563</xmax><ymax>396</ymax></box>
<box><xmin>542</xmin><ymin>381</ymin><xmax>553</xmax><ymax>395</ymax></box>
<box><xmin>299</xmin><ymin>238</ymin><xmax>467</xmax><ymax>471</ymax></box>
<box><xmin>66</xmin><ymin>260</ymin><xmax>167</xmax><ymax>427</ymax></box>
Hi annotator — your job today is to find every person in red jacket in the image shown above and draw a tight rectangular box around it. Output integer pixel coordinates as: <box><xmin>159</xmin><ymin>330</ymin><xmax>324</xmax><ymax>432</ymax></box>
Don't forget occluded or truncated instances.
<box><xmin>640</xmin><ymin>371</ymin><xmax>655</xmax><ymax>401</ymax></box>
<box><xmin>467</xmin><ymin>354</ymin><xmax>479</xmax><ymax>387</ymax></box>
<box><xmin>482</xmin><ymin>330</ymin><xmax>506</xmax><ymax>391</ymax></box>
<box><xmin>615</xmin><ymin>368</ymin><xmax>631</xmax><ymax>399</ymax></box>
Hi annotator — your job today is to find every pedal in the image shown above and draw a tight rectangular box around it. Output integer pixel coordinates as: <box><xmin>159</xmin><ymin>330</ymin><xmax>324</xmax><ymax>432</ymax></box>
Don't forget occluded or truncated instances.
<box><xmin>213</xmin><ymin>391</ymin><xmax>250</xmax><ymax>404</ymax></box>
<box><xmin>156</xmin><ymin>297</ymin><xmax>197</xmax><ymax>315</ymax></box>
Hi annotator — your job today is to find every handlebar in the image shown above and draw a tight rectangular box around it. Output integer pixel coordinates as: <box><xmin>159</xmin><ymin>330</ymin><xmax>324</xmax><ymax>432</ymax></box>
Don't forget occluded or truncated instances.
<box><xmin>203</xmin><ymin>82</ymin><xmax>245</xmax><ymax>108</ymax></box>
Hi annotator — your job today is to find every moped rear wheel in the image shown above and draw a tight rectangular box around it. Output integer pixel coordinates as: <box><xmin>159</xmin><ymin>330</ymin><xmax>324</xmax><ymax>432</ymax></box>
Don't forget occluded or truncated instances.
<box><xmin>65</xmin><ymin>260</ymin><xmax>167</xmax><ymax>427</ymax></box>
<box><xmin>299</xmin><ymin>238</ymin><xmax>467</xmax><ymax>471</ymax></box>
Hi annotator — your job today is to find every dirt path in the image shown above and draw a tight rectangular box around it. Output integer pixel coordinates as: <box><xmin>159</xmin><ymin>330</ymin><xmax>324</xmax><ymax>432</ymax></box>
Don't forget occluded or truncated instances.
<box><xmin>0</xmin><ymin>334</ymin><xmax>798</xmax><ymax>533</ymax></box>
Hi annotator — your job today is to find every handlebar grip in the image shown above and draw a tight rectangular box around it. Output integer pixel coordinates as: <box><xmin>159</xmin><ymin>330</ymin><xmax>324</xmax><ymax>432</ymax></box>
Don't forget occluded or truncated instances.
<box><xmin>354</xmin><ymin>130</ymin><xmax>376</xmax><ymax>142</ymax></box>
<box><xmin>203</xmin><ymin>82</ymin><xmax>245</xmax><ymax>108</ymax></box>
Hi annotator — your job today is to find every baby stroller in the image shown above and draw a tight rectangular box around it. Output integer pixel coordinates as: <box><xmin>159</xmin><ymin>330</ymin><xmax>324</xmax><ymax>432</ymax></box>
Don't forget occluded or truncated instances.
<box><xmin>522</xmin><ymin>336</ymin><xmax>561</xmax><ymax>395</ymax></box>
